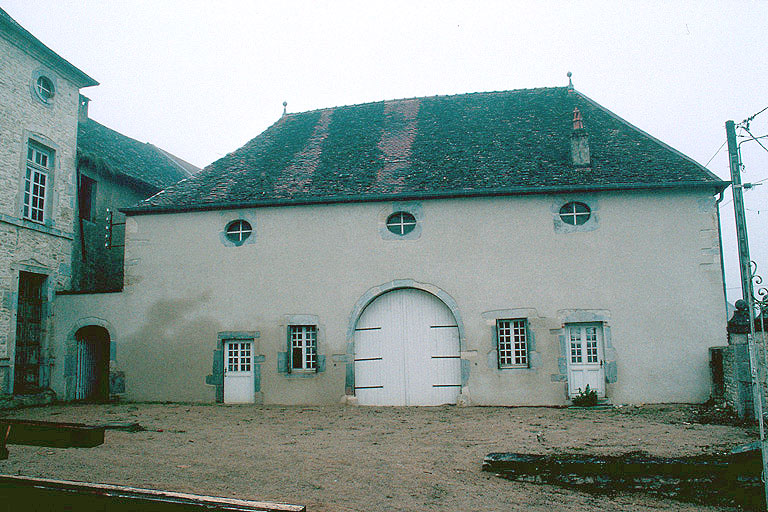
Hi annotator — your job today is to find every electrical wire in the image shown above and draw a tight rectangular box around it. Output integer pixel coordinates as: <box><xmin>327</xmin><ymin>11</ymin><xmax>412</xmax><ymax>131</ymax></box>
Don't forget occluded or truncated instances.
<box><xmin>704</xmin><ymin>140</ymin><xmax>726</xmax><ymax>167</ymax></box>
<box><xmin>742</xmin><ymin>127</ymin><xmax>768</xmax><ymax>155</ymax></box>
<box><xmin>742</xmin><ymin>106</ymin><xmax>768</xmax><ymax>127</ymax></box>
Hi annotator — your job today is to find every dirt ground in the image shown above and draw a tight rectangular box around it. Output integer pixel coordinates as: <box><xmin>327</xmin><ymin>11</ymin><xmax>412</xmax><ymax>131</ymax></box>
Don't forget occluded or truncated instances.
<box><xmin>0</xmin><ymin>403</ymin><xmax>757</xmax><ymax>511</ymax></box>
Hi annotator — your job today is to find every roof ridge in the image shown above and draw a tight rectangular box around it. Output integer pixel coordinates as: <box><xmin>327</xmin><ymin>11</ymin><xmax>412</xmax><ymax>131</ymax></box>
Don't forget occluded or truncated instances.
<box><xmin>283</xmin><ymin>86</ymin><xmax>569</xmax><ymax>118</ymax></box>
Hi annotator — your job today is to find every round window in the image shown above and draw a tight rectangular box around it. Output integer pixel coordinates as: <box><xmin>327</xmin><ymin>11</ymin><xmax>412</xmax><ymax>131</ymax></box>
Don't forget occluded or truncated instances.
<box><xmin>559</xmin><ymin>202</ymin><xmax>591</xmax><ymax>225</ymax></box>
<box><xmin>225</xmin><ymin>220</ymin><xmax>252</xmax><ymax>243</ymax></box>
<box><xmin>35</xmin><ymin>76</ymin><xmax>55</xmax><ymax>102</ymax></box>
<box><xmin>386</xmin><ymin>212</ymin><xmax>417</xmax><ymax>235</ymax></box>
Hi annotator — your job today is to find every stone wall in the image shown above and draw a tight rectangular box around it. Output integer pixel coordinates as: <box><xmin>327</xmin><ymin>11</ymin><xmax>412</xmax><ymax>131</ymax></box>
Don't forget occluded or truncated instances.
<box><xmin>0</xmin><ymin>28</ymin><xmax>85</xmax><ymax>394</ymax></box>
<box><xmin>714</xmin><ymin>332</ymin><xmax>768</xmax><ymax>420</ymax></box>
<box><xmin>70</xmin><ymin>168</ymin><xmax>154</xmax><ymax>292</ymax></box>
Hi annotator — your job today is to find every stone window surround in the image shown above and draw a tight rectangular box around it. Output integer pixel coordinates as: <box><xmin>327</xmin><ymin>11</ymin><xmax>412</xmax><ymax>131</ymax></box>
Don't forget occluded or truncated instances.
<box><xmin>17</xmin><ymin>132</ymin><xmax>60</xmax><ymax>229</ymax></box>
<box><xmin>379</xmin><ymin>202</ymin><xmax>423</xmax><ymax>240</ymax></box>
<box><xmin>482</xmin><ymin>308</ymin><xmax>541</xmax><ymax>372</ymax></box>
<box><xmin>278</xmin><ymin>315</ymin><xmax>326</xmax><ymax>377</ymax></box>
<box><xmin>552</xmin><ymin>195</ymin><xmax>598</xmax><ymax>234</ymax></box>
<box><xmin>219</xmin><ymin>211</ymin><xmax>256</xmax><ymax>247</ymax></box>
<box><xmin>31</xmin><ymin>68</ymin><xmax>58</xmax><ymax>106</ymax></box>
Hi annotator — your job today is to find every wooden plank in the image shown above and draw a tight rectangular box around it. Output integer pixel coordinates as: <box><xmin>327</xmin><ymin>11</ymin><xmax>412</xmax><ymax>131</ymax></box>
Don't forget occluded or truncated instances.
<box><xmin>0</xmin><ymin>474</ymin><xmax>306</xmax><ymax>512</ymax></box>
<box><xmin>0</xmin><ymin>419</ymin><xmax>104</xmax><ymax>447</ymax></box>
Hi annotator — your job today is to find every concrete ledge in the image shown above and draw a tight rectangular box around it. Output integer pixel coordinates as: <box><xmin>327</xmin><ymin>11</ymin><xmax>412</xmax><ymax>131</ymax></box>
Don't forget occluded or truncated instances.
<box><xmin>482</xmin><ymin>449</ymin><xmax>763</xmax><ymax>509</ymax></box>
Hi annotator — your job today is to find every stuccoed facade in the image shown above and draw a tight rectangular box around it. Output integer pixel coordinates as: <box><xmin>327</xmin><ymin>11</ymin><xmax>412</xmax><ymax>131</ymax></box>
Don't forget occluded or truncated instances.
<box><xmin>0</xmin><ymin>9</ymin><xmax>97</xmax><ymax>395</ymax></box>
<box><xmin>53</xmin><ymin>189</ymin><xmax>725</xmax><ymax>404</ymax></box>
<box><xmin>50</xmin><ymin>86</ymin><xmax>729</xmax><ymax>405</ymax></box>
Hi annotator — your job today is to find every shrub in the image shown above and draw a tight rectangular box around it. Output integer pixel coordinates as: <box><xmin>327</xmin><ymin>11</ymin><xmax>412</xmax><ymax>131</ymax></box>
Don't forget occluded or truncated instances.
<box><xmin>572</xmin><ymin>385</ymin><xmax>598</xmax><ymax>407</ymax></box>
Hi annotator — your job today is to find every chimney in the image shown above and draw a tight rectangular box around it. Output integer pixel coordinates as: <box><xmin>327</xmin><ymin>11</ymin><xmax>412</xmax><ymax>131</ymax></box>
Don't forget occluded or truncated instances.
<box><xmin>78</xmin><ymin>94</ymin><xmax>90</xmax><ymax>123</ymax></box>
<box><xmin>570</xmin><ymin>107</ymin><xmax>590</xmax><ymax>167</ymax></box>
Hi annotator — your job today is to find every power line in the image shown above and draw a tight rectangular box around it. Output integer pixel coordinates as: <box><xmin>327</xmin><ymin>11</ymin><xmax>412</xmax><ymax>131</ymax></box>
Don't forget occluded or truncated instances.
<box><xmin>704</xmin><ymin>140</ymin><xmax>726</xmax><ymax>167</ymax></box>
<box><xmin>742</xmin><ymin>105</ymin><xmax>768</xmax><ymax>127</ymax></box>
<box><xmin>742</xmin><ymin>127</ymin><xmax>768</xmax><ymax>155</ymax></box>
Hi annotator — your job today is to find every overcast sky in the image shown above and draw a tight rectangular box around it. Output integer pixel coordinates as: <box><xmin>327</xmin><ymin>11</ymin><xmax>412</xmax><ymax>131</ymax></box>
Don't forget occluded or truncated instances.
<box><xmin>3</xmin><ymin>1</ymin><xmax>767</xmax><ymax>306</ymax></box>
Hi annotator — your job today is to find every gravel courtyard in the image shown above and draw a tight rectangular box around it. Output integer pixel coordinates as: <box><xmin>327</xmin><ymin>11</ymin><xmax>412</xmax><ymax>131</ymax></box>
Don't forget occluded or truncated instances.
<box><xmin>0</xmin><ymin>403</ymin><xmax>756</xmax><ymax>511</ymax></box>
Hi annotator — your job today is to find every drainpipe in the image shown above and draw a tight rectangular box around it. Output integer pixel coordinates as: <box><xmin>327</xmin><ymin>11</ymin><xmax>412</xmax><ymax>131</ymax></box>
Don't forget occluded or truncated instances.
<box><xmin>715</xmin><ymin>190</ymin><xmax>728</xmax><ymax>324</ymax></box>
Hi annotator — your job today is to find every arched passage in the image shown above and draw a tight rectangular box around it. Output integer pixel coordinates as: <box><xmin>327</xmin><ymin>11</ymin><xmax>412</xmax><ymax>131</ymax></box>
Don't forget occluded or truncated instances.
<box><xmin>73</xmin><ymin>325</ymin><xmax>110</xmax><ymax>402</ymax></box>
<box><xmin>353</xmin><ymin>287</ymin><xmax>461</xmax><ymax>406</ymax></box>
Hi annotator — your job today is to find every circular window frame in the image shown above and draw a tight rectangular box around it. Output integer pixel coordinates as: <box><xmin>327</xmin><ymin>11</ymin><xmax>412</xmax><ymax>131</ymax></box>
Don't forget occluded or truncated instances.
<box><xmin>386</xmin><ymin>211</ymin><xmax>417</xmax><ymax>236</ymax></box>
<box><xmin>225</xmin><ymin>219</ymin><xmax>253</xmax><ymax>244</ymax></box>
<box><xmin>34</xmin><ymin>75</ymin><xmax>55</xmax><ymax>103</ymax></box>
<box><xmin>559</xmin><ymin>202</ymin><xmax>591</xmax><ymax>225</ymax></box>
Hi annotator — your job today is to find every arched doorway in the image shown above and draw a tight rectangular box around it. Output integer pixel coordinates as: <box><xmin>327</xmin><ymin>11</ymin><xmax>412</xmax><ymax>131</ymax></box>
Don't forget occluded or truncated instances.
<box><xmin>354</xmin><ymin>288</ymin><xmax>461</xmax><ymax>406</ymax></box>
<box><xmin>74</xmin><ymin>326</ymin><xmax>110</xmax><ymax>402</ymax></box>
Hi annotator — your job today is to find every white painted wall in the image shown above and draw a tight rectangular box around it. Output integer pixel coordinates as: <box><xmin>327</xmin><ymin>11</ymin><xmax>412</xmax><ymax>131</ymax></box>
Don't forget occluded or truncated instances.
<box><xmin>52</xmin><ymin>189</ymin><xmax>727</xmax><ymax>405</ymax></box>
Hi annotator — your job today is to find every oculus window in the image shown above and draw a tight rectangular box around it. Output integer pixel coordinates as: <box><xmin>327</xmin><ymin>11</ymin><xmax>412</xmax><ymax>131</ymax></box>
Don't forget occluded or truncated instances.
<box><xmin>35</xmin><ymin>76</ymin><xmax>54</xmax><ymax>103</ymax></box>
<box><xmin>559</xmin><ymin>202</ymin><xmax>591</xmax><ymax>226</ymax></box>
<box><xmin>225</xmin><ymin>220</ymin><xmax>252</xmax><ymax>244</ymax></box>
<box><xmin>386</xmin><ymin>211</ymin><xmax>416</xmax><ymax>236</ymax></box>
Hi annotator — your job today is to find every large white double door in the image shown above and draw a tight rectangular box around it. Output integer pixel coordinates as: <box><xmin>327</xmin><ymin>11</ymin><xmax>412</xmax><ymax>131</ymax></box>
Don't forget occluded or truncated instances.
<box><xmin>354</xmin><ymin>288</ymin><xmax>461</xmax><ymax>406</ymax></box>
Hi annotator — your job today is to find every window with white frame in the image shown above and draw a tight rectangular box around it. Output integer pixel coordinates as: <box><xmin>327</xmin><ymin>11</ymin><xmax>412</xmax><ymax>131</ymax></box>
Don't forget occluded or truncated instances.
<box><xmin>559</xmin><ymin>201</ymin><xmax>591</xmax><ymax>225</ymax></box>
<box><xmin>24</xmin><ymin>143</ymin><xmax>53</xmax><ymax>223</ymax></box>
<box><xmin>225</xmin><ymin>219</ymin><xmax>252</xmax><ymax>243</ymax></box>
<box><xmin>497</xmin><ymin>319</ymin><xmax>528</xmax><ymax>368</ymax></box>
<box><xmin>386</xmin><ymin>211</ymin><xmax>417</xmax><ymax>235</ymax></box>
<box><xmin>290</xmin><ymin>325</ymin><xmax>317</xmax><ymax>371</ymax></box>
<box><xmin>35</xmin><ymin>76</ymin><xmax>55</xmax><ymax>103</ymax></box>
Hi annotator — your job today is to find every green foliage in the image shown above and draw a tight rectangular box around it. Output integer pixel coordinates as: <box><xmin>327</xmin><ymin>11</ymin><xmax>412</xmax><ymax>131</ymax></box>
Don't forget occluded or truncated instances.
<box><xmin>572</xmin><ymin>385</ymin><xmax>598</xmax><ymax>407</ymax></box>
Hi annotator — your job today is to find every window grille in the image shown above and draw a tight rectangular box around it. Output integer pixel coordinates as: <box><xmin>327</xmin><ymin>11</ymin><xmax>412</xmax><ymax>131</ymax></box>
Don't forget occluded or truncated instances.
<box><xmin>290</xmin><ymin>325</ymin><xmax>317</xmax><ymax>371</ymax></box>
<box><xmin>497</xmin><ymin>319</ymin><xmax>528</xmax><ymax>368</ymax></box>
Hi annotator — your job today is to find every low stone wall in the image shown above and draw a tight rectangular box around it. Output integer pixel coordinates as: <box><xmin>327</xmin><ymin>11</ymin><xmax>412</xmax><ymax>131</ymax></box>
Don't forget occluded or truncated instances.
<box><xmin>483</xmin><ymin>447</ymin><xmax>763</xmax><ymax>509</ymax></box>
<box><xmin>712</xmin><ymin>332</ymin><xmax>768</xmax><ymax>420</ymax></box>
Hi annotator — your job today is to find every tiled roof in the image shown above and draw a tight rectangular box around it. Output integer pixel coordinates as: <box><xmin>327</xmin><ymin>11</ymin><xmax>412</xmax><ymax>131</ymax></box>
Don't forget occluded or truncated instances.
<box><xmin>77</xmin><ymin>118</ymin><xmax>196</xmax><ymax>191</ymax></box>
<box><xmin>125</xmin><ymin>87</ymin><xmax>726</xmax><ymax>214</ymax></box>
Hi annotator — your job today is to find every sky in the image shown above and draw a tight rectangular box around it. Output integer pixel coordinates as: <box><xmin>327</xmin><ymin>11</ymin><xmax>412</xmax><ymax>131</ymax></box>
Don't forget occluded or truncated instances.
<box><xmin>2</xmin><ymin>1</ymin><xmax>767</xmax><ymax>306</ymax></box>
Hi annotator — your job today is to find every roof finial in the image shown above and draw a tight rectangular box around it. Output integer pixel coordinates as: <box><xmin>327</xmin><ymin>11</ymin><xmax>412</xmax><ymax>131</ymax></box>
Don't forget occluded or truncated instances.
<box><xmin>567</xmin><ymin>71</ymin><xmax>573</xmax><ymax>90</ymax></box>
<box><xmin>572</xmin><ymin>107</ymin><xmax>584</xmax><ymax>130</ymax></box>
<box><xmin>282</xmin><ymin>101</ymin><xmax>288</xmax><ymax>116</ymax></box>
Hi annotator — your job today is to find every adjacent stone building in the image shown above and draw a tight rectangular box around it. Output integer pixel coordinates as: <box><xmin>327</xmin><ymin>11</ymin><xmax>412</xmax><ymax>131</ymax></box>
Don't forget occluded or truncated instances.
<box><xmin>72</xmin><ymin>100</ymin><xmax>195</xmax><ymax>292</ymax></box>
<box><xmin>53</xmin><ymin>86</ymin><xmax>730</xmax><ymax>406</ymax></box>
<box><xmin>0</xmin><ymin>9</ymin><xmax>196</xmax><ymax>403</ymax></box>
<box><xmin>0</xmin><ymin>9</ymin><xmax>97</xmax><ymax>397</ymax></box>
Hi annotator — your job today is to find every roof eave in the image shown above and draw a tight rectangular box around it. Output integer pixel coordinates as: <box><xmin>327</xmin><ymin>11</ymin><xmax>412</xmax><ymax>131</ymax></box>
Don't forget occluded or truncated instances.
<box><xmin>0</xmin><ymin>9</ymin><xmax>98</xmax><ymax>88</ymax></box>
<box><xmin>122</xmin><ymin>180</ymin><xmax>730</xmax><ymax>216</ymax></box>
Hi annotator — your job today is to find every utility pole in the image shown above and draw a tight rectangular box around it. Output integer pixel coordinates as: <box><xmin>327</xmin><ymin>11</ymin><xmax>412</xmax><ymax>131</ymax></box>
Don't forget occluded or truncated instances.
<box><xmin>726</xmin><ymin>119</ymin><xmax>767</xmax><ymax>509</ymax></box>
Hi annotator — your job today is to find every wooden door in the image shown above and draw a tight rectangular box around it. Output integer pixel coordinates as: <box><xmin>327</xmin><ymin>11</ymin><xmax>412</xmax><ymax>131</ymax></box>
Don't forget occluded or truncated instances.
<box><xmin>566</xmin><ymin>323</ymin><xmax>605</xmax><ymax>398</ymax></box>
<box><xmin>354</xmin><ymin>289</ymin><xmax>461</xmax><ymax>405</ymax></box>
<box><xmin>223</xmin><ymin>340</ymin><xmax>254</xmax><ymax>404</ymax></box>
<box><xmin>14</xmin><ymin>272</ymin><xmax>45</xmax><ymax>394</ymax></box>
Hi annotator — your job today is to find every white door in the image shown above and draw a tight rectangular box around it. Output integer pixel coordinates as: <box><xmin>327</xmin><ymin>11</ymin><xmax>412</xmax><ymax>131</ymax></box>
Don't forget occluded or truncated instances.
<box><xmin>224</xmin><ymin>340</ymin><xmax>254</xmax><ymax>404</ymax></box>
<box><xmin>566</xmin><ymin>323</ymin><xmax>605</xmax><ymax>398</ymax></box>
<box><xmin>354</xmin><ymin>288</ymin><xmax>461</xmax><ymax>406</ymax></box>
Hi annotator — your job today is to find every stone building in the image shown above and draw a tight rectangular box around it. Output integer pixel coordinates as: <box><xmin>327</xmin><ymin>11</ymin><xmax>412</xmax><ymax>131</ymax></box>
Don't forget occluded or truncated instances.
<box><xmin>0</xmin><ymin>9</ymin><xmax>97</xmax><ymax>397</ymax></box>
<box><xmin>54</xmin><ymin>86</ymin><xmax>730</xmax><ymax>406</ymax></box>
<box><xmin>0</xmin><ymin>9</ymin><xmax>196</xmax><ymax>403</ymax></box>
<box><xmin>72</xmin><ymin>100</ymin><xmax>196</xmax><ymax>292</ymax></box>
